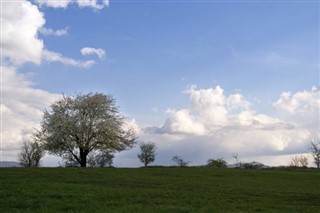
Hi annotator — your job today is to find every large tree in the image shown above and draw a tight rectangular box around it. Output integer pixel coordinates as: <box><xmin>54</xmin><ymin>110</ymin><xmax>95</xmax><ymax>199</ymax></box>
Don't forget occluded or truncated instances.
<box><xmin>38</xmin><ymin>93</ymin><xmax>136</xmax><ymax>167</ymax></box>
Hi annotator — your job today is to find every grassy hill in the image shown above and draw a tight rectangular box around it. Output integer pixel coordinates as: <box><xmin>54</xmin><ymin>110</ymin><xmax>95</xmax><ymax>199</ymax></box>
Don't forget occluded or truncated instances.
<box><xmin>0</xmin><ymin>167</ymin><xmax>319</xmax><ymax>212</ymax></box>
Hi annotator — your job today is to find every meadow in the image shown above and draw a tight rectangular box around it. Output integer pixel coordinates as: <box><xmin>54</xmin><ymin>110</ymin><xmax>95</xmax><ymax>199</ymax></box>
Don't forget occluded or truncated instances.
<box><xmin>0</xmin><ymin>167</ymin><xmax>319</xmax><ymax>212</ymax></box>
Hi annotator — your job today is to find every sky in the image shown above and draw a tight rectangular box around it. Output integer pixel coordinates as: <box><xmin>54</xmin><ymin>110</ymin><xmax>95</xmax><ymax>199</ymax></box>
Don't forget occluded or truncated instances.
<box><xmin>1</xmin><ymin>0</ymin><xmax>319</xmax><ymax>167</ymax></box>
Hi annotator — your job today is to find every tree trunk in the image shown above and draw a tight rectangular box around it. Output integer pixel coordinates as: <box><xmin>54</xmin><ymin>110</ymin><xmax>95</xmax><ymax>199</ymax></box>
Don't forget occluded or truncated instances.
<box><xmin>79</xmin><ymin>148</ymin><xmax>87</xmax><ymax>167</ymax></box>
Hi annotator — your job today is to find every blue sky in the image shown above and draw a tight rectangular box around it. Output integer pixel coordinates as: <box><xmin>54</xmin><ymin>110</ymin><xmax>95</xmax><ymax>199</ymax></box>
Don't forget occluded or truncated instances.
<box><xmin>1</xmin><ymin>0</ymin><xmax>319</xmax><ymax>167</ymax></box>
<box><xmin>32</xmin><ymin>1</ymin><xmax>318</xmax><ymax>121</ymax></box>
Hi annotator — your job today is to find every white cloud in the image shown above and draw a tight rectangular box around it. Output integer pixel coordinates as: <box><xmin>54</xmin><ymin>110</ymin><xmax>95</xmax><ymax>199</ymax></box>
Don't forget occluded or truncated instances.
<box><xmin>227</xmin><ymin>93</ymin><xmax>251</xmax><ymax>111</ymax></box>
<box><xmin>36</xmin><ymin>0</ymin><xmax>109</xmax><ymax>9</ymax></box>
<box><xmin>36</xmin><ymin>0</ymin><xmax>71</xmax><ymax>8</ymax></box>
<box><xmin>81</xmin><ymin>47</ymin><xmax>106</xmax><ymax>60</ymax></box>
<box><xmin>161</xmin><ymin>109</ymin><xmax>207</xmax><ymax>136</ymax></box>
<box><xmin>42</xmin><ymin>49</ymin><xmax>96</xmax><ymax>68</ymax></box>
<box><xmin>39</xmin><ymin>27</ymin><xmax>68</xmax><ymax>36</ymax></box>
<box><xmin>273</xmin><ymin>86</ymin><xmax>320</xmax><ymax>139</ymax></box>
<box><xmin>185</xmin><ymin>85</ymin><xmax>229</xmax><ymax>127</ymax></box>
<box><xmin>77</xmin><ymin>0</ymin><xmax>109</xmax><ymax>10</ymax></box>
<box><xmin>1</xmin><ymin>0</ymin><xmax>45</xmax><ymax>65</ymax></box>
<box><xmin>273</xmin><ymin>86</ymin><xmax>320</xmax><ymax>114</ymax></box>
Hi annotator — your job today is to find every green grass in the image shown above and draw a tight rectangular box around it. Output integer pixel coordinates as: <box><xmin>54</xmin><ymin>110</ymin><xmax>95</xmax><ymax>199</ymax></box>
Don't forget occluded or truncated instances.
<box><xmin>0</xmin><ymin>167</ymin><xmax>319</xmax><ymax>212</ymax></box>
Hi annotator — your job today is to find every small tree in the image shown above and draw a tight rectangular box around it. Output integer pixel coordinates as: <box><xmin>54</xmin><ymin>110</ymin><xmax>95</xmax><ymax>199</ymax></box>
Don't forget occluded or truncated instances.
<box><xmin>207</xmin><ymin>158</ymin><xmax>227</xmax><ymax>168</ymax></box>
<box><xmin>231</xmin><ymin>152</ymin><xmax>241</xmax><ymax>168</ymax></box>
<box><xmin>299</xmin><ymin>155</ymin><xmax>308</xmax><ymax>168</ymax></box>
<box><xmin>310</xmin><ymin>140</ymin><xmax>320</xmax><ymax>169</ymax></box>
<box><xmin>18</xmin><ymin>139</ymin><xmax>45</xmax><ymax>167</ymax></box>
<box><xmin>289</xmin><ymin>155</ymin><xmax>308</xmax><ymax>168</ymax></box>
<box><xmin>172</xmin><ymin>155</ymin><xmax>190</xmax><ymax>167</ymax></box>
<box><xmin>289</xmin><ymin>156</ymin><xmax>300</xmax><ymax>167</ymax></box>
<box><xmin>137</xmin><ymin>142</ymin><xmax>157</xmax><ymax>167</ymax></box>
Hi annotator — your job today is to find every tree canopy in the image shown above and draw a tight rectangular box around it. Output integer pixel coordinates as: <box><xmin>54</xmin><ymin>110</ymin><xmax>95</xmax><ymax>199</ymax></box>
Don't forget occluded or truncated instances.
<box><xmin>137</xmin><ymin>142</ymin><xmax>157</xmax><ymax>167</ymax></box>
<box><xmin>38</xmin><ymin>93</ymin><xmax>136</xmax><ymax>167</ymax></box>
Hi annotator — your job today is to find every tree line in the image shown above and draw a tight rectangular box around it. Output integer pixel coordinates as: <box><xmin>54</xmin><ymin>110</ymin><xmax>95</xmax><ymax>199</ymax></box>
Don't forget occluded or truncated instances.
<box><xmin>17</xmin><ymin>92</ymin><xmax>320</xmax><ymax>169</ymax></box>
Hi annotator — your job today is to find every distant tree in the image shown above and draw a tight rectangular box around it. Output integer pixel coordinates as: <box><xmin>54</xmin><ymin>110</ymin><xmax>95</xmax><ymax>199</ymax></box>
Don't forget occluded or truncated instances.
<box><xmin>231</xmin><ymin>152</ymin><xmax>241</xmax><ymax>168</ymax></box>
<box><xmin>137</xmin><ymin>142</ymin><xmax>157</xmax><ymax>167</ymax></box>
<box><xmin>289</xmin><ymin>155</ymin><xmax>308</xmax><ymax>168</ymax></box>
<box><xmin>207</xmin><ymin>158</ymin><xmax>227</xmax><ymax>168</ymax></box>
<box><xmin>88</xmin><ymin>151</ymin><xmax>114</xmax><ymax>168</ymax></box>
<box><xmin>242</xmin><ymin>161</ymin><xmax>263</xmax><ymax>169</ymax></box>
<box><xmin>309</xmin><ymin>140</ymin><xmax>320</xmax><ymax>169</ymax></box>
<box><xmin>299</xmin><ymin>155</ymin><xmax>308</xmax><ymax>168</ymax></box>
<box><xmin>18</xmin><ymin>139</ymin><xmax>45</xmax><ymax>167</ymax></box>
<box><xmin>172</xmin><ymin>155</ymin><xmax>190</xmax><ymax>167</ymax></box>
<box><xmin>289</xmin><ymin>156</ymin><xmax>300</xmax><ymax>167</ymax></box>
<box><xmin>36</xmin><ymin>93</ymin><xmax>136</xmax><ymax>167</ymax></box>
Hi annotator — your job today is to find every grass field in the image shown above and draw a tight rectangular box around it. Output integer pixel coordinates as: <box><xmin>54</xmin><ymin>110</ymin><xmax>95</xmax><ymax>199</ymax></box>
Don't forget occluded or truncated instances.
<box><xmin>0</xmin><ymin>167</ymin><xmax>319</xmax><ymax>212</ymax></box>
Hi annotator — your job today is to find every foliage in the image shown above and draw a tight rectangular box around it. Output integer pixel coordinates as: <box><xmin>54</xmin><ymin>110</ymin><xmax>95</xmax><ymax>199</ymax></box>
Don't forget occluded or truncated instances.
<box><xmin>137</xmin><ymin>142</ymin><xmax>157</xmax><ymax>167</ymax></box>
<box><xmin>289</xmin><ymin>155</ymin><xmax>309</xmax><ymax>168</ymax></box>
<box><xmin>309</xmin><ymin>140</ymin><xmax>320</xmax><ymax>168</ymax></box>
<box><xmin>172</xmin><ymin>155</ymin><xmax>190</xmax><ymax>167</ymax></box>
<box><xmin>17</xmin><ymin>139</ymin><xmax>45</xmax><ymax>167</ymax></box>
<box><xmin>37</xmin><ymin>93</ymin><xmax>136</xmax><ymax>167</ymax></box>
<box><xmin>207</xmin><ymin>158</ymin><xmax>227</xmax><ymax>168</ymax></box>
<box><xmin>1</xmin><ymin>167</ymin><xmax>320</xmax><ymax>212</ymax></box>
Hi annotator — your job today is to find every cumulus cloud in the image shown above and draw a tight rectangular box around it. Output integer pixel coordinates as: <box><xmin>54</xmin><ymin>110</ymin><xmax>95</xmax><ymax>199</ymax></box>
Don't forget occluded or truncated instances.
<box><xmin>0</xmin><ymin>0</ymin><xmax>57</xmax><ymax>161</ymax></box>
<box><xmin>39</xmin><ymin>27</ymin><xmax>68</xmax><ymax>36</ymax></box>
<box><xmin>1</xmin><ymin>0</ymin><xmax>45</xmax><ymax>65</ymax></box>
<box><xmin>133</xmin><ymin>85</ymin><xmax>319</xmax><ymax>167</ymax></box>
<box><xmin>273</xmin><ymin>86</ymin><xmax>320</xmax><ymax>114</ymax></box>
<box><xmin>273</xmin><ymin>86</ymin><xmax>320</xmax><ymax>138</ymax></box>
<box><xmin>1</xmin><ymin>66</ymin><xmax>60</xmax><ymax>160</ymax></box>
<box><xmin>81</xmin><ymin>47</ymin><xmax>106</xmax><ymax>60</ymax></box>
<box><xmin>36</xmin><ymin>0</ymin><xmax>109</xmax><ymax>9</ymax></box>
<box><xmin>42</xmin><ymin>49</ymin><xmax>96</xmax><ymax>68</ymax></box>
<box><xmin>161</xmin><ymin>109</ymin><xmax>207</xmax><ymax>136</ymax></box>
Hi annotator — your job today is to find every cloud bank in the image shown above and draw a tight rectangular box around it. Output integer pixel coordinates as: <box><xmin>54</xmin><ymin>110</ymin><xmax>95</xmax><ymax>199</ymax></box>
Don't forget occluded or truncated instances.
<box><xmin>117</xmin><ymin>85</ymin><xmax>319</xmax><ymax>167</ymax></box>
